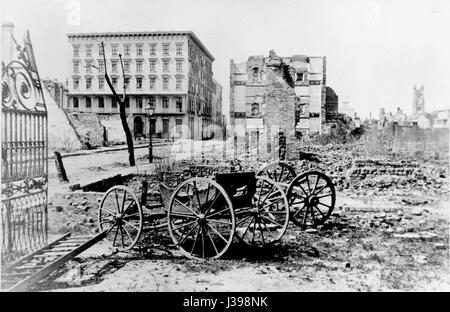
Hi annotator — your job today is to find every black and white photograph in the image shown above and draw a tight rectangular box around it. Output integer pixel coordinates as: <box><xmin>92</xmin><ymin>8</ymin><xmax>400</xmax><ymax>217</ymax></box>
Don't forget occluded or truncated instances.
<box><xmin>1</xmin><ymin>0</ymin><xmax>449</xmax><ymax>296</ymax></box>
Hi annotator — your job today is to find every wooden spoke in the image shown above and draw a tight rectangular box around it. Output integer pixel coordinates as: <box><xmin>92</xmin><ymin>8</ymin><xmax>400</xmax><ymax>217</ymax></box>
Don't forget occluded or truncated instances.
<box><xmin>207</xmin><ymin>219</ymin><xmax>233</xmax><ymax>225</ymax></box>
<box><xmin>292</xmin><ymin>204</ymin><xmax>307</xmax><ymax>219</ymax></box>
<box><xmin>278</xmin><ymin>166</ymin><xmax>285</xmax><ymax>182</ymax></box>
<box><xmin>265</xmin><ymin>210</ymin><xmax>289</xmax><ymax>214</ymax></box>
<box><xmin>281</xmin><ymin>170</ymin><xmax>293</xmax><ymax>183</ymax></box>
<box><xmin>184</xmin><ymin>184</ymin><xmax>199</xmax><ymax>211</ymax></box>
<box><xmin>316</xmin><ymin>193</ymin><xmax>332</xmax><ymax>199</ymax></box>
<box><xmin>313</xmin><ymin>205</ymin><xmax>326</xmax><ymax>218</ymax></box>
<box><xmin>112</xmin><ymin>225</ymin><xmax>119</xmax><ymax>246</ymax></box>
<box><xmin>206</xmin><ymin>231</ymin><xmax>219</xmax><ymax>255</ymax></box>
<box><xmin>100</xmin><ymin>219</ymin><xmax>114</xmax><ymax>225</ymax></box>
<box><xmin>317</xmin><ymin>202</ymin><xmax>332</xmax><ymax>209</ymax></box>
<box><xmin>207</xmin><ymin>206</ymin><xmax>231</xmax><ymax>219</ymax></box>
<box><xmin>172</xmin><ymin>219</ymin><xmax>198</xmax><ymax>231</ymax></box>
<box><xmin>193</xmin><ymin>181</ymin><xmax>203</xmax><ymax>211</ymax></box>
<box><xmin>119</xmin><ymin>225</ymin><xmax>125</xmax><ymax>247</ymax></box>
<box><xmin>292</xmin><ymin>186</ymin><xmax>308</xmax><ymax>198</ymax></box>
<box><xmin>121</xmin><ymin>189</ymin><xmax>127</xmax><ymax>213</ymax></box>
<box><xmin>257</xmin><ymin>218</ymin><xmax>265</xmax><ymax>245</ymax></box>
<box><xmin>205</xmin><ymin>183</ymin><xmax>210</xmax><ymax>207</ymax></box>
<box><xmin>201</xmin><ymin>230</ymin><xmax>205</xmax><ymax>259</ymax></box>
<box><xmin>207</xmin><ymin>223</ymin><xmax>229</xmax><ymax>244</ymax></box>
<box><xmin>262</xmin><ymin>195</ymin><xmax>285</xmax><ymax>208</ymax></box>
<box><xmin>302</xmin><ymin>206</ymin><xmax>309</xmax><ymax>226</ymax></box>
<box><xmin>310</xmin><ymin>207</ymin><xmax>318</xmax><ymax>225</ymax></box>
<box><xmin>290</xmin><ymin>198</ymin><xmax>305</xmax><ymax>205</ymax></box>
<box><xmin>177</xmin><ymin>223</ymin><xmax>199</xmax><ymax>246</ymax></box>
<box><xmin>122</xmin><ymin>225</ymin><xmax>134</xmax><ymax>243</ymax></box>
<box><xmin>255</xmin><ymin>179</ymin><xmax>265</xmax><ymax>207</ymax></box>
<box><xmin>259</xmin><ymin>183</ymin><xmax>276</xmax><ymax>206</ymax></box>
<box><xmin>101</xmin><ymin>209</ymin><xmax>117</xmax><ymax>217</ymax></box>
<box><xmin>169</xmin><ymin>212</ymin><xmax>198</xmax><ymax>219</ymax></box>
<box><xmin>190</xmin><ymin>226</ymin><xmax>201</xmax><ymax>255</ymax></box>
<box><xmin>311</xmin><ymin>175</ymin><xmax>320</xmax><ymax>194</ymax></box>
<box><xmin>251</xmin><ymin>219</ymin><xmax>257</xmax><ymax>244</ymax></box>
<box><xmin>241</xmin><ymin>217</ymin><xmax>255</xmax><ymax>239</ymax></box>
<box><xmin>204</xmin><ymin>192</ymin><xmax>221</xmax><ymax>215</ymax></box>
<box><xmin>314</xmin><ymin>183</ymin><xmax>328</xmax><ymax>195</ymax></box>
<box><xmin>259</xmin><ymin>216</ymin><xmax>275</xmax><ymax>232</ymax></box>
<box><xmin>236</xmin><ymin>214</ymin><xmax>253</xmax><ymax>225</ymax></box>
<box><xmin>122</xmin><ymin>219</ymin><xmax>140</xmax><ymax>232</ymax></box>
<box><xmin>257</xmin><ymin>161</ymin><xmax>296</xmax><ymax>184</ymax></box>
<box><xmin>174</xmin><ymin>198</ymin><xmax>200</xmax><ymax>217</ymax></box>
<box><xmin>260</xmin><ymin>215</ymin><xmax>285</xmax><ymax>229</ymax></box>
<box><xmin>114</xmin><ymin>189</ymin><xmax>120</xmax><ymax>213</ymax></box>
<box><xmin>122</xmin><ymin>212</ymin><xmax>141</xmax><ymax>219</ymax></box>
<box><xmin>122</xmin><ymin>199</ymin><xmax>135</xmax><ymax>214</ymax></box>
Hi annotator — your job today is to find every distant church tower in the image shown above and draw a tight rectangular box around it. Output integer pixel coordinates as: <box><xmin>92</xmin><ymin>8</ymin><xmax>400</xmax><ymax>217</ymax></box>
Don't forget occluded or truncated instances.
<box><xmin>412</xmin><ymin>84</ymin><xmax>425</xmax><ymax>114</ymax></box>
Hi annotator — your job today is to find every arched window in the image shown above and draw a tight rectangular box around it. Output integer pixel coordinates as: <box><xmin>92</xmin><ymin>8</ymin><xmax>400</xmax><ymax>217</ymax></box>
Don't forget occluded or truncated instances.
<box><xmin>251</xmin><ymin>67</ymin><xmax>259</xmax><ymax>82</ymax></box>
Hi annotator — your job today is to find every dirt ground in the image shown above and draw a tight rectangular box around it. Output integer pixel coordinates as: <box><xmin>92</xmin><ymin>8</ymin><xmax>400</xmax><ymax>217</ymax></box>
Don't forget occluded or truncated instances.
<box><xmin>36</xmin><ymin>192</ymin><xmax>450</xmax><ymax>292</ymax></box>
<box><xmin>35</xmin><ymin>140</ymin><xmax>450</xmax><ymax>292</ymax></box>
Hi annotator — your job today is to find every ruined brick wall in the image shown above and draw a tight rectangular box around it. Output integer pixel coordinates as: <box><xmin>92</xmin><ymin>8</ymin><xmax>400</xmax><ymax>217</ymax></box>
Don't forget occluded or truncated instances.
<box><xmin>98</xmin><ymin>114</ymin><xmax>127</xmax><ymax>145</ymax></box>
<box><xmin>64</xmin><ymin>111</ymin><xmax>105</xmax><ymax>148</ymax></box>
<box><xmin>264</xmin><ymin>66</ymin><xmax>298</xmax><ymax>160</ymax></box>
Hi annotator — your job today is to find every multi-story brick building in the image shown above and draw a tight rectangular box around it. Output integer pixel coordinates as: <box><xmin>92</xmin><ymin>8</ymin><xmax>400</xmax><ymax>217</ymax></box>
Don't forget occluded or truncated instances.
<box><xmin>229</xmin><ymin>50</ymin><xmax>327</xmax><ymax>158</ymax></box>
<box><xmin>230</xmin><ymin>50</ymin><xmax>327</xmax><ymax>136</ymax></box>
<box><xmin>66</xmin><ymin>31</ymin><xmax>219</xmax><ymax>140</ymax></box>
<box><xmin>211</xmin><ymin>78</ymin><xmax>223</xmax><ymax>137</ymax></box>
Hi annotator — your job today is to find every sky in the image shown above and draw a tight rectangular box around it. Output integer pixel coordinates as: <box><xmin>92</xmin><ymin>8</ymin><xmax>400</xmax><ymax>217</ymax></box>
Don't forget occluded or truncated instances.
<box><xmin>2</xmin><ymin>0</ymin><xmax>450</xmax><ymax>119</ymax></box>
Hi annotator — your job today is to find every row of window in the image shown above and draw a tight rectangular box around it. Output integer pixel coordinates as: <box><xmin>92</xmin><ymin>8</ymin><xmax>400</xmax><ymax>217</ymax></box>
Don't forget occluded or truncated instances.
<box><xmin>73</xmin><ymin>43</ymin><xmax>183</xmax><ymax>58</ymax></box>
<box><xmin>188</xmin><ymin>98</ymin><xmax>212</xmax><ymax>115</ymax></box>
<box><xmin>189</xmin><ymin>79</ymin><xmax>212</xmax><ymax>103</ymax></box>
<box><xmin>71</xmin><ymin>96</ymin><xmax>183</xmax><ymax>111</ymax></box>
<box><xmin>73</xmin><ymin>58</ymin><xmax>184</xmax><ymax>74</ymax></box>
<box><xmin>73</xmin><ymin>75</ymin><xmax>184</xmax><ymax>90</ymax></box>
<box><xmin>188</xmin><ymin>43</ymin><xmax>212</xmax><ymax>72</ymax></box>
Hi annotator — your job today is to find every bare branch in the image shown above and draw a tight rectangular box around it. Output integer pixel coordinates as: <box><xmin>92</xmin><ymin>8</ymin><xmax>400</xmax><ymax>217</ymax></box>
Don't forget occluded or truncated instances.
<box><xmin>119</xmin><ymin>54</ymin><xmax>127</xmax><ymax>102</ymax></box>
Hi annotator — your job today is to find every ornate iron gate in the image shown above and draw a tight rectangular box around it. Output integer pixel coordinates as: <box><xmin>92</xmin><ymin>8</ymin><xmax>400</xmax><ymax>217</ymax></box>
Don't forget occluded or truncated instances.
<box><xmin>1</xmin><ymin>30</ymin><xmax>48</xmax><ymax>264</ymax></box>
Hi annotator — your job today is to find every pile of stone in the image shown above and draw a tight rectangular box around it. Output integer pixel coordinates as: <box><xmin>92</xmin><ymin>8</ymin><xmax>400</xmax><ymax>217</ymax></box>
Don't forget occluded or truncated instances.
<box><xmin>288</xmin><ymin>142</ymin><xmax>448</xmax><ymax>196</ymax></box>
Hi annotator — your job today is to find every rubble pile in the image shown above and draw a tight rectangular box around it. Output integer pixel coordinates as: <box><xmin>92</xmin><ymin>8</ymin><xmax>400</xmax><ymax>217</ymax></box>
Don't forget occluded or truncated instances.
<box><xmin>289</xmin><ymin>142</ymin><xmax>448</xmax><ymax>196</ymax></box>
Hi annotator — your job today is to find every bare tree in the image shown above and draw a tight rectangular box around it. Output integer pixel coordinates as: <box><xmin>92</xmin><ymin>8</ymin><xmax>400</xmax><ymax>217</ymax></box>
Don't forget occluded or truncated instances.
<box><xmin>93</xmin><ymin>42</ymin><xmax>135</xmax><ymax>166</ymax></box>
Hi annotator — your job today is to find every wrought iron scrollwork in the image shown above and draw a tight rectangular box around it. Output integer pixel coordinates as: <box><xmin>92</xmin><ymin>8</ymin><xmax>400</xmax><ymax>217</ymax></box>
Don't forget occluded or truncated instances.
<box><xmin>1</xmin><ymin>29</ymin><xmax>48</xmax><ymax>264</ymax></box>
<box><xmin>1</xmin><ymin>30</ymin><xmax>46</xmax><ymax>112</ymax></box>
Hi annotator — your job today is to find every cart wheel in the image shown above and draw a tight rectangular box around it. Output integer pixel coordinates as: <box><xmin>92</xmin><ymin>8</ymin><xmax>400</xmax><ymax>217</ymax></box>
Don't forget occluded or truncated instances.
<box><xmin>286</xmin><ymin>171</ymin><xmax>336</xmax><ymax>229</ymax></box>
<box><xmin>98</xmin><ymin>185</ymin><xmax>143</xmax><ymax>252</ymax></box>
<box><xmin>235</xmin><ymin>176</ymin><xmax>289</xmax><ymax>247</ymax></box>
<box><xmin>167</xmin><ymin>177</ymin><xmax>235</xmax><ymax>260</ymax></box>
<box><xmin>256</xmin><ymin>161</ymin><xmax>296</xmax><ymax>188</ymax></box>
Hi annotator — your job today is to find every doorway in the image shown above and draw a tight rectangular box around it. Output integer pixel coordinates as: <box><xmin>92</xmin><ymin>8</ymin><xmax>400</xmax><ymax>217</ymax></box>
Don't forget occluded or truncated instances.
<box><xmin>134</xmin><ymin>116</ymin><xmax>143</xmax><ymax>138</ymax></box>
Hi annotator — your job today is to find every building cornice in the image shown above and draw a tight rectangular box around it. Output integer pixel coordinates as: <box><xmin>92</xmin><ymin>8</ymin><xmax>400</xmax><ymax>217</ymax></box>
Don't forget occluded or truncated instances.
<box><xmin>67</xmin><ymin>31</ymin><xmax>215</xmax><ymax>61</ymax></box>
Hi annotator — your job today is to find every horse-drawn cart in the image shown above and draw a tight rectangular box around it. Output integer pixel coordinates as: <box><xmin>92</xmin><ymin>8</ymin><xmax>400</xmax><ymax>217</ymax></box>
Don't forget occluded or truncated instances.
<box><xmin>97</xmin><ymin>161</ymin><xmax>336</xmax><ymax>260</ymax></box>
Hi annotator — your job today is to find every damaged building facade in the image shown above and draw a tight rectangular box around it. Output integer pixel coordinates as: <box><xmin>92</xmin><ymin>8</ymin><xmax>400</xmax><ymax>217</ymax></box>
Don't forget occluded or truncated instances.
<box><xmin>230</xmin><ymin>50</ymin><xmax>332</xmax><ymax>159</ymax></box>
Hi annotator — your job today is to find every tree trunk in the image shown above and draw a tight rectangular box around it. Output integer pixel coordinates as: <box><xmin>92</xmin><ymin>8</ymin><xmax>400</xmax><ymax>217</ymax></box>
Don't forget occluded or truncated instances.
<box><xmin>100</xmin><ymin>42</ymin><xmax>136</xmax><ymax>167</ymax></box>
<box><xmin>119</xmin><ymin>104</ymin><xmax>135</xmax><ymax>166</ymax></box>
<box><xmin>54</xmin><ymin>151</ymin><xmax>69</xmax><ymax>182</ymax></box>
